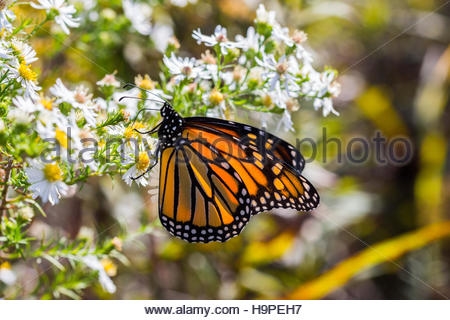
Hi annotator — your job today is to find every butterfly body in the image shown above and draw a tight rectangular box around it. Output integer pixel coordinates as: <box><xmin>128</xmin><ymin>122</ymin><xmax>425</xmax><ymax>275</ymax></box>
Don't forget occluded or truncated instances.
<box><xmin>153</xmin><ymin>102</ymin><xmax>319</xmax><ymax>243</ymax></box>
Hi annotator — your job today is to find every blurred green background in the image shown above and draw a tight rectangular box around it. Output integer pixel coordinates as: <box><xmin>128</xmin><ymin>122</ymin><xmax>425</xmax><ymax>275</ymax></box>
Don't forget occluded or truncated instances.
<box><xmin>21</xmin><ymin>0</ymin><xmax>450</xmax><ymax>299</ymax></box>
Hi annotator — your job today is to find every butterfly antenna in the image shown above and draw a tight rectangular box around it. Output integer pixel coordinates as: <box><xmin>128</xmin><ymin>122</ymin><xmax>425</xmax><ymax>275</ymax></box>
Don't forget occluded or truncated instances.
<box><xmin>120</xmin><ymin>83</ymin><xmax>170</xmax><ymax>134</ymax></box>
<box><xmin>122</xmin><ymin>82</ymin><xmax>135</xmax><ymax>90</ymax></box>
<box><xmin>118</xmin><ymin>96</ymin><xmax>163</xmax><ymax>134</ymax></box>
<box><xmin>118</xmin><ymin>95</ymin><xmax>163</xmax><ymax>107</ymax></box>
<box><xmin>122</xmin><ymin>83</ymin><xmax>172</xmax><ymax>105</ymax></box>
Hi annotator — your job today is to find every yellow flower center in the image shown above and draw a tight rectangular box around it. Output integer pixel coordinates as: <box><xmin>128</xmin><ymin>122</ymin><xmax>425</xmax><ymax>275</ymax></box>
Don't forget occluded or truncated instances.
<box><xmin>55</xmin><ymin>128</ymin><xmax>69</xmax><ymax>149</ymax></box>
<box><xmin>18</xmin><ymin>62</ymin><xmax>37</xmax><ymax>82</ymax></box>
<box><xmin>262</xmin><ymin>94</ymin><xmax>273</xmax><ymax>108</ymax></box>
<box><xmin>209</xmin><ymin>89</ymin><xmax>224</xmax><ymax>106</ymax></box>
<box><xmin>135</xmin><ymin>74</ymin><xmax>155</xmax><ymax>90</ymax></box>
<box><xmin>41</xmin><ymin>97</ymin><xmax>54</xmax><ymax>110</ymax></box>
<box><xmin>124</xmin><ymin>126</ymin><xmax>133</xmax><ymax>139</ymax></box>
<box><xmin>98</xmin><ymin>139</ymin><xmax>106</xmax><ymax>148</ymax></box>
<box><xmin>101</xmin><ymin>258</ymin><xmax>117</xmax><ymax>277</ymax></box>
<box><xmin>136</xmin><ymin>151</ymin><xmax>150</xmax><ymax>171</ymax></box>
<box><xmin>43</xmin><ymin>163</ymin><xmax>63</xmax><ymax>182</ymax></box>
<box><xmin>124</xmin><ymin>122</ymin><xmax>145</xmax><ymax>139</ymax></box>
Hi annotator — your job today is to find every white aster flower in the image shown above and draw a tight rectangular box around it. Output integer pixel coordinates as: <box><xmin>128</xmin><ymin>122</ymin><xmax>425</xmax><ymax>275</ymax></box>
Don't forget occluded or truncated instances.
<box><xmin>81</xmin><ymin>255</ymin><xmax>116</xmax><ymax>294</ymax></box>
<box><xmin>0</xmin><ymin>8</ymin><xmax>15</xmax><ymax>34</ymax></box>
<box><xmin>6</xmin><ymin>60</ymin><xmax>41</xmax><ymax>99</ymax></box>
<box><xmin>35</xmin><ymin>112</ymin><xmax>84</xmax><ymax>161</ymax></box>
<box><xmin>12</xmin><ymin>95</ymin><xmax>39</xmax><ymax>113</ymax></box>
<box><xmin>257</xmin><ymin>54</ymin><xmax>300</xmax><ymax>96</ymax></box>
<box><xmin>267</xmin><ymin>84</ymin><xmax>299</xmax><ymax>114</ymax></box>
<box><xmin>76</xmin><ymin>127</ymin><xmax>99</xmax><ymax>171</ymax></box>
<box><xmin>49</xmin><ymin>78</ymin><xmax>73</xmax><ymax>101</ymax></box>
<box><xmin>192</xmin><ymin>25</ymin><xmax>241</xmax><ymax>54</ymax></box>
<box><xmin>122</xmin><ymin>0</ymin><xmax>152</xmax><ymax>36</ymax></box>
<box><xmin>222</xmin><ymin>65</ymin><xmax>246</xmax><ymax>90</ymax></box>
<box><xmin>50</xmin><ymin>79</ymin><xmax>97</xmax><ymax>126</ymax></box>
<box><xmin>278</xmin><ymin>110</ymin><xmax>295</xmax><ymax>132</ymax></box>
<box><xmin>0</xmin><ymin>262</ymin><xmax>17</xmax><ymax>286</ymax></box>
<box><xmin>96</xmin><ymin>72</ymin><xmax>121</xmax><ymax>88</ymax></box>
<box><xmin>50</xmin><ymin>78</ymin><xmax>94</xmax><ymax>108</ymax></box>
<box><xmin>272</xmin><ymin>25</ymin><xmax>294</xmax><ymax>47</ymax></box>
<box><xmin>93</xmin><ymin>96</ymin><xmax>113</xmax><ymax>113</ymax></box>
<box><xmin>10</xmin><ymin>39</ymin><xmax>38</xmax><ymax>64</ymax></box>
<box><xmin>30</xmin><ymin>0</ymin><xmax>80</xmax><ymax>35</ymax></box>
<box><xmin>290</xmin><ymin>30</ymin><xmax>313</xmax><ymax>64</ymax></box>
<box><xmin>302</xmin><ymin>67</ymin><xmax>340</xmax><ymax>116</ymax></box>
<box><xmin>295</xmin><ymin>44</ymin><xmax>314</xmax><ymax>65</ymax></box>
<box><xmin>151</xmin><ymin>22</ymin><xmax>175</xmax><ymax>52</ymax></box>
<box><xmin>255</xmin><ymin>4</ymin><xmax>277</xmax><ymax>26</ymax></box>
<box><xmin>65</xmin><ymin>111</ymin><xmax>86</xmax><ymax>151</ymax></box>
<box><xmin>235</xmin><ymin>26</ymin><xmax>260</xmax><ymax>52</ymax></box>
<box><xmin>7</xmin><ymin>108</ymin><xmax>33</xmax><ymax>123</ymax></box>
<box><xmin>314</xmin><ymin>96</ymin><xmax>338</xmax><ymax>117</ymax></box>
<box><xmin>13</xmin><ymin>94</ymin><xmax>56</xmax><ymax>117</ymax></box>
<box><xmin>35</xmin><ymin>103</ymin><xmax>66</xmax><ymax>128</ymax></box>
<box><xmin>122</xmin><ymin>151</ymin><xmax>152</xmax><ymax>187</ymax></box>
<box><xmin>202</xmin><ymin>88</ymin><xmax>226</xmax><ymax>111</ymax></box>
<box><xmin>25</xmin><ymin>160</ymin><xmax>69</xmax><ymax>205</ymax></box>
<box><xmin>163</xmin><ymin>53</ymin><xmax>201</xmax><ymax>83</ymax></box>
<box><xmin>256</xmin><ymin>109</ymin><xmax>294</xmax><ymax>133</ymax></box>
<box><xmin>0</xmin><ymin>41</ymin><xmax>14</xmax><ymax>60</ymax></box>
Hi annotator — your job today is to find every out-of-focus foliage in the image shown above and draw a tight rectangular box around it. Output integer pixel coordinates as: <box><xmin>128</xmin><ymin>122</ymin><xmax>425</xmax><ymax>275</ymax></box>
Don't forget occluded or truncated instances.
<box><xmin>1</xmin><ymin>0</ymin><xmax>450</xmax><ymax>299</ymax></box>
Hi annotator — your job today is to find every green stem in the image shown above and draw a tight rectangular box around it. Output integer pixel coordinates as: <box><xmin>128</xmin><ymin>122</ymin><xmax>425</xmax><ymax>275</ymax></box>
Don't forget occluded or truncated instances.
<box><xmin>0</xmin><ymin>158</ymin><xmax>13</xmax><ymax>217</ymax></box>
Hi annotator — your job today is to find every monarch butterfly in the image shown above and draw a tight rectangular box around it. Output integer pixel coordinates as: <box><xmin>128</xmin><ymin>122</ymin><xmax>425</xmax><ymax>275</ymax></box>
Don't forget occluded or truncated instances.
<box><xmin>143</xmin><ymin>101</ymin><xmax>319</xmax><ymax>243</ymax></box>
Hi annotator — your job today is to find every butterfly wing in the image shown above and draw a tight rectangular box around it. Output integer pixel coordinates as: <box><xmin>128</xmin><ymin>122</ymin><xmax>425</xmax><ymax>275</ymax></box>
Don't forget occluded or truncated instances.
<box><xmin>158</xmin><ymin>116</ymin><xmax>319</xmax><ymax>243</ymax></box>
<box><xmin>158</xmin><ymin>139</ymin><xmax>251</xmax><ymax>242</ymax></box>
<box><xmin>186</xmin><ymin>117</ymin><xmax>306</xmax><ymax>174</ymax></box>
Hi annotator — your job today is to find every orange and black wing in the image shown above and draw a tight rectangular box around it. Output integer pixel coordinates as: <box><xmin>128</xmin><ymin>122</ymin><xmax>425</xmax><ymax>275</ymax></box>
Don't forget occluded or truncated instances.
<box><xmin>158</xmin><ymin>117</ymin><xmax>319</xmax><ymax>243</ymax></box>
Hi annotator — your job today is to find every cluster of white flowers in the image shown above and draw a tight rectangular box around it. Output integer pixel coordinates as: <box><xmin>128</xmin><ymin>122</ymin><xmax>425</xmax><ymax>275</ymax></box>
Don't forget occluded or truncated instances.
<box><xmin>0</xmin><ymin>36</ymin><xmax>41</xmax><ymax>99</ymax></box>
<box><xmin>15</xmin><ymin>74</ymin><xmax>159</xmax><ymax>204</ymax></box>
<box><xmin>31</xmin><ymin>0</ymin><xmax>80</xmax><ymax>34</ymax></box>
<box><xmin>163</xmin><ymin>4</ymin><xmax>340</xmax><ymax>130</ymax></box>
<box><xmin>0</xmin><ymin>0</ymin><xmax>81</xmax><ymax>100</ymax></box>
<box><xmin>0</xmin><ymin>2</ymin><xmax>158</xmax><ymax>204</ymax></box>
